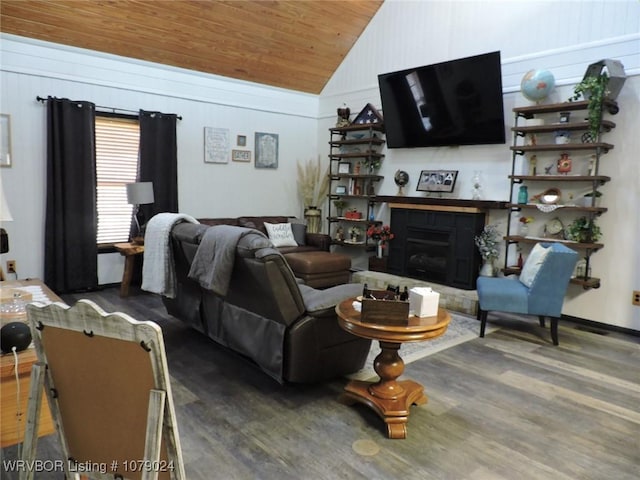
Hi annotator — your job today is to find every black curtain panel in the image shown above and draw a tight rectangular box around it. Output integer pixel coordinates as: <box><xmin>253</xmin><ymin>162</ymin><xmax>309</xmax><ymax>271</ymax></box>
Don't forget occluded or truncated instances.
<box><xmin>44</xmin><ymin>97</ymin><xmax>98</xmax><ymax>293</ymax></box>
<box><xmin>138</xmin><ymin>110</ymin><xmax>179</xmax><ymax>224</ymax></box>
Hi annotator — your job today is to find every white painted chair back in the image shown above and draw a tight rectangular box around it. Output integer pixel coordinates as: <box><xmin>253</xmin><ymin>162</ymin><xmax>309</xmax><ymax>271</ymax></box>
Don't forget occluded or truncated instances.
<box><xmin>23</xmin><ymin>299</ymin><xmax>185</xmax><ymax>480</ymax></box>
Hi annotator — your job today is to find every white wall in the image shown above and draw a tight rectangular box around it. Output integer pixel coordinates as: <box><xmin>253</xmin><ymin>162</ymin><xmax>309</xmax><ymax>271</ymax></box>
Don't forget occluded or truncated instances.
<box><xmin>319</xmin><ymin>0</ymin><xmax>640</xmax><ymax>330</ymax></box>
<box><xmin>0</xmin><ymin>34</ymin><xmax>319</xmax><ymax>284</ymax></box>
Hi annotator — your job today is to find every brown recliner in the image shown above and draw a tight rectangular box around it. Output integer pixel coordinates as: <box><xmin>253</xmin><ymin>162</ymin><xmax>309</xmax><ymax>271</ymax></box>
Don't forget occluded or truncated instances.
<box><xmin>162</xmin><ymin>222</ymin><xmax>371</xmax><ymax>384</ymax></box>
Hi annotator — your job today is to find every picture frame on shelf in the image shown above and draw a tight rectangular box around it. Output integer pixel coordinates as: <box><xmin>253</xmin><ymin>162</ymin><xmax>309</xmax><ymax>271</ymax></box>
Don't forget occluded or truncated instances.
<box><xmin>416</xmin><ymin>170</ymin><xmax>458</xmax><ymax>193</ymax></box>
<box><xmin>338</xmin><ymin>162</ymin><xmax>351</xmax><ymax>174</ymax></box>
<box><xmin>0</xmin><ymin>114</ymin><xmax>10</xmax><ymax>167</ymax></box>
<box><xmin>335</xmin><ymin>185</ymin><xmax>347</xmax><ymax>195</ymax></box>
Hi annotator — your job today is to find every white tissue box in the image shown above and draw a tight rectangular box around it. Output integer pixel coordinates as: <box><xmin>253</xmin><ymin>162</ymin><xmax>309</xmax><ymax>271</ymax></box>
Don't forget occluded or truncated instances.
<box><xmin>409</xmin><ymin>287</ymin><xmax>440</xmax><ymax>318</ymax></box>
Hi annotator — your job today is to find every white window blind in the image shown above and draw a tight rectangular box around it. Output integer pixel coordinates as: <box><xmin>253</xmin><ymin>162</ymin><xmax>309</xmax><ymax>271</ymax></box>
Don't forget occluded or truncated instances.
<box><xmin>95</xmin><ymin>115</ymin><xmax>140</xmax><ymax>245</ymax></box>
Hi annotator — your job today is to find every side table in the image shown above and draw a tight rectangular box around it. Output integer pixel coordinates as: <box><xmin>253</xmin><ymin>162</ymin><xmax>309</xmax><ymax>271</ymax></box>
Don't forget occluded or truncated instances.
<box><xmin>335</xmin><ymin>298</ymin><xmax>451</xmax><ymax>439</ymax></box>
<box><xmin>114</xmin><ymin>242</ymin><xmax>145</xmax><ymax>297</ymax></box>
<box><xmin>0</xmin><ymin>279</ymin><xmax>59</xmax><ymax>447</ymax></box>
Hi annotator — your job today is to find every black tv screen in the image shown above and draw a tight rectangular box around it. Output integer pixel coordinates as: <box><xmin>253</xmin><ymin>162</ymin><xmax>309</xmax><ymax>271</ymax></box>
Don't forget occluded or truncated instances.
<box><xmin>378</xmin><ymin>51</ymin><xmax>506</xmax><ymax>148</ymax></box>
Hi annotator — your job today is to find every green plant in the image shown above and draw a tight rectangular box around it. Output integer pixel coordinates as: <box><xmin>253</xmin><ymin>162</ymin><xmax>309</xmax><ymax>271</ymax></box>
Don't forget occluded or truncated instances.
<box><xmin>566</xmin><ymin>216</ymin><xmax>602</xmax><ymax>243</ymax></box>
<box><xmin>474</xmin><ymin>224</ymin><xmax>500</xmax><ymax>262</ymax></box>
<box><xmin>333</xmin><ymin>199</ymin><xmax>347</xmax><ymax>212</ymax></box>
<box><xmin>568</xmin><ymin>73</ymin><xmax>609</xmax><ymax>141</ymax></box>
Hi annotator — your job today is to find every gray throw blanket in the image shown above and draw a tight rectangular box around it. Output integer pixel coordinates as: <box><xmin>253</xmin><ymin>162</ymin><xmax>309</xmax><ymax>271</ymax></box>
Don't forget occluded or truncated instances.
<box><xmin>141</xmin><ymin>212</ymin><xmax>199</xmax><ymax>298</ymax></box>
<box><xmin>188</xmin><ymin>225</ymin><xmax>271</xmax><ymax>296</ymax></box>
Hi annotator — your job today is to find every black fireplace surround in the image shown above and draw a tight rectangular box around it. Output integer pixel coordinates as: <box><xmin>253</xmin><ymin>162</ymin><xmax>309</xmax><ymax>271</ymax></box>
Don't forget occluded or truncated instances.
<box><xmin>387</xmin><ymin>208</ymin><xmax>485</xmax><ymax>290</ymax></box>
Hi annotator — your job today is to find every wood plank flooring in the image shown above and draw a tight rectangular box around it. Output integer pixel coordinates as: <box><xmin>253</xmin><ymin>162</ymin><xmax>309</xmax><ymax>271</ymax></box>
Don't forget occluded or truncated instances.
<box><xmin>2</xmin><ymin>286</ymin><xmax>638</xmax><ymax>479</ymax></box>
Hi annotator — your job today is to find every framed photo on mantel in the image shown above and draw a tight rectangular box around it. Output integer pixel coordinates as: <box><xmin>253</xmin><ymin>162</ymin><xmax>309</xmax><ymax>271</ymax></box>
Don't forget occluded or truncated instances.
<box><xmin>416</xmin><ymin>170</ymin><xmax>458</xmax><ymax>193</ymax></box>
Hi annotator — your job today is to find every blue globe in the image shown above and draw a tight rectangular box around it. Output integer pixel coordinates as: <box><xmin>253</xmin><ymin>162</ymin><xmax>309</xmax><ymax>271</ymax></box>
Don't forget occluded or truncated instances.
<box><xmin>521</xmin><ymin>69</ymin><xmax>556</xmax><ymax>102</ymax></box>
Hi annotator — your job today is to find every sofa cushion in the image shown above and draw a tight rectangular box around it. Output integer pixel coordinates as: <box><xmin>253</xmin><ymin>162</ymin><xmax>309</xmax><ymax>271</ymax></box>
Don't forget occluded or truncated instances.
<box><xmin>238</xmin><ymin>216</ymin><xmax>289</xmax><ymax>234</ymax></box>
<box><xmin>289</xmin><ymin>222</ymin><xmax>307</xmax><ymax>246</ymax></box>
<box><xmin>264</xmin><ymin>222</ymin><xmax>298</xmax><ymax>248</ymax></box>
<box><xmin>284</xmin><ymin>251</ymin><xmax>351</xmax><ymax>274</ymax></box>
<box><xmin>198</xmin><ymin>218</ymin><xmax>240</xmax><ymax>227</ymax></box>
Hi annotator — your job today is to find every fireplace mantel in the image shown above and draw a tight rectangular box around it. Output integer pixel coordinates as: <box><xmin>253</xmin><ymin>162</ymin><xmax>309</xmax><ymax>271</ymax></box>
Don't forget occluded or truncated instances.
<box><xmin>375</xmin><ymin>196</ymin><xmax>508</xmax><ymax>212</ymax></box>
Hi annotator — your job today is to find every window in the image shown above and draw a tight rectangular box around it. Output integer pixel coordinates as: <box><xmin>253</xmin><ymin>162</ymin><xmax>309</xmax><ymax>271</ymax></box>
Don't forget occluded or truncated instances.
<box><xmin>95</xmin><ymin>114</ymin><xmax>140</xmax><ymax>245</ymax></box>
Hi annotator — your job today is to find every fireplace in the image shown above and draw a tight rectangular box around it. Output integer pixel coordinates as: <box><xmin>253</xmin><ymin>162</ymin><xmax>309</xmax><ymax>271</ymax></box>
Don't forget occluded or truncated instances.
<box><xmin>387</xmin><ymin>207</ymin><xmax>485</xmax><ymax>290</ymax></box>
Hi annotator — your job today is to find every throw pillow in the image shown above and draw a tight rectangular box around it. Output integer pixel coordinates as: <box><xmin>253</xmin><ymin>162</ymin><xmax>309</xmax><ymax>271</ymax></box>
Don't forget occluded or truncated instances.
<box><xmin>289</xmin><ymin>222</ymin><xmax>307</xmax><ymax>246</ymax></box>
<box><xmin>264</xmin><ymin>222</ymin><xmax>298</xmax><ymax>248</ymax></box>
<box><xmin>519</xmin><ymin>243</ymin><xmax>550</xmax><ymax>288</ymax></box>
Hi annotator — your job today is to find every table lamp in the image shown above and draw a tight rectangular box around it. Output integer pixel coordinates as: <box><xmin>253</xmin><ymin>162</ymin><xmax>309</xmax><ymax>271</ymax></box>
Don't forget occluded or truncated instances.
<box><xmin>0</xmin><ymin>181</ymin><xmax>13</xmax><ymax>280</ymax></box>
<box><xmin>126</xmin><ymin>182</ymin><xmax>154</xmax><ymax>244</ymax></box>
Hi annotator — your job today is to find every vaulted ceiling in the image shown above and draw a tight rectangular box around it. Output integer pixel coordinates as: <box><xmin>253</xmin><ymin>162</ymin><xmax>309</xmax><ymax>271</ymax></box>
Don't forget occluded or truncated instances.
<box><xmin>0</xmin><ymin>0</ymin><xmax>384</xmax><ymax>94</ymax></box>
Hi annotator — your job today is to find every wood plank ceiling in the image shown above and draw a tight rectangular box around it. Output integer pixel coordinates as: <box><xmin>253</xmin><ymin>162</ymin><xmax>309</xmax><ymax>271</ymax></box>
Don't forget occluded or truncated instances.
<box><xmin>0</xmin><ymin>0</ymin><xmax>383</xmax><ymax>94</ymax></box>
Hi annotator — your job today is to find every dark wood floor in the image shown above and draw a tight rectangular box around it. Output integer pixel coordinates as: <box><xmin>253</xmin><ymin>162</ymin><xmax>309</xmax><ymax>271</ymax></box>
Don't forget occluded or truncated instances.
<box><xmin>2</xmin><ymin>286</ymin><xmax>639</xmax><ymax>479</ymax></box>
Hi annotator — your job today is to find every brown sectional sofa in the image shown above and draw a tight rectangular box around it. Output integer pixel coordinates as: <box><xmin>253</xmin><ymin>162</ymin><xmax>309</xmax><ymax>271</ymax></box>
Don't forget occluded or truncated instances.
<box><xmin>162</xmin><ymin>221</ymin><xmax>371</xmax><ymax>383</ymax></box>
<box><xmin>198</xmin><ymin>216</ymin><xmax>351</xmax><ymax>288</ymax></box>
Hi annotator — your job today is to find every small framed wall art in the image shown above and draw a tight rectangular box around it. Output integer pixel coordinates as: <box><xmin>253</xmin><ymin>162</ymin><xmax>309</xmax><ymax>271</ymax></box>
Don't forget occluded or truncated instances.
<box><xmin>204</xmin><ymin>126</ymin><xmax>230</xmax><ymax>164</ymax></box>
<box><xmin>232</xmin><ymin>149</ymin><xmax>251</xmax><ymax>162</ymax></box>
<box><xmin>416</xmin><ymin>170</ymin><xmax>459</xmax><ymax>193</ymax></box>
<box><xmin>0</xmin><ymin>114</ymin><xmax>11</xmax><ymax>167</ymax></box>
<box><xmin>237</xmin><ymin>135</ymin><xmax>247</xmax><ymax>147</ymax></box>
<box><xmin>255</xmin><ymin>132</ymin><xmax>278</xmax><ymax>169</ymax></box>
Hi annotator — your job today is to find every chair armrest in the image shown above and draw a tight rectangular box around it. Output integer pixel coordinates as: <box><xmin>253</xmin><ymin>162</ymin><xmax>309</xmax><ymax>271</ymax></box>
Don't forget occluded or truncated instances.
<box><xmin>305</xmin><ymin>233</ymin><xmax>332</xmax><ymax>251</ymax></box>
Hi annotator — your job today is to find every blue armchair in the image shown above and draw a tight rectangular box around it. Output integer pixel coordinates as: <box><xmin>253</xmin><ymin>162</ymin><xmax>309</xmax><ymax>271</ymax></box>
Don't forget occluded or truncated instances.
<box><xmin>477</xmin><ymin>242</ymin><xmax>579</xmax><ymax>345</ymax></box>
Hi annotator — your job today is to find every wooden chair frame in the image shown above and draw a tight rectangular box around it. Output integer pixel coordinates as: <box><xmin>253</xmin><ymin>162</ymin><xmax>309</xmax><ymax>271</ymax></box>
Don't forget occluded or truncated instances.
<box><xmin>22</xmin><ymin>300</ymin><xmax>185</xmax><ymax>480</ymax></box>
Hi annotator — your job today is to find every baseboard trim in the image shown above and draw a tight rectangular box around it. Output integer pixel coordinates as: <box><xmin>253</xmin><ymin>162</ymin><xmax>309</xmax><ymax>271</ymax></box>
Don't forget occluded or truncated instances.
<box><xmin>561</xmin><ymin>314</ymin><xmax>640</xmax><ymax>337</ymax></box>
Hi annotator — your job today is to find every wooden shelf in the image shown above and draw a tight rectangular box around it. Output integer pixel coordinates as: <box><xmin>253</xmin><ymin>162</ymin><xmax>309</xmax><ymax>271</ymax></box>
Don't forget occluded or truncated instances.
<box><xmin>506</xmin><ymin>203</ymin><xmax>607</xmax><ymax>214</ymax></box>
<box><xmin>510</xmin><ymin>143</ymin><xmax>614</xmax><ymax>153</ymax></box>
<box><xmin>330</xmin><ymin>174</ymin><xmax>384</xmax><ymax>181</ymax></box>
<box><xmin>512</xmin><ymin>120</ymin><xmax>616</xmax><ymax>134</ymax></box>
<box><xmin>329</xmin><ymin>151</ymin><xmax>385</xmax><ymax>160</ymax></box>
<box><xmin>329</xmin><ymin>217</ymin><xmax>380</xmax><ymax>224</ymax></box>
<box><xmin>502</xmin><ymin>267</ymin><xmax>601</xmax><ymax>289</ymax></box>
<box><xmin>504</xmin><ymin>235</ymin><xmax>603</xmax><ymax>250</ymax></box>
<box><xmin>329</xmin><ymin>137</ymin><xmax>385</xmax><ymax>147</ymax></box>
<box><xmin>513</xmin><ymin>99</ymin><xmax>619</xmax><ymax>117</ymax></box>
<box><xmin>330</xmin><ymin>124</ymin><xmax>385</xmax><ymax>134</ymax></box>
<box><xmin>509</xmin><ymin>175</ymin><xmax>611</xmax><ymax>183</ymax></box>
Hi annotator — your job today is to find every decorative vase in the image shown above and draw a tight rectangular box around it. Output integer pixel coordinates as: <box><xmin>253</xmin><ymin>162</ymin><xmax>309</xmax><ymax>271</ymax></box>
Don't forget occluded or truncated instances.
<box><xmin>376</xmin><ymin>240</ymin><xmax>384</xmax><ymax>259</ymax></box>
<box><xmin>519</xmin><ymin>224</ymin><xmax>529</xmax><ymax>236</ymax></box>
<box><xmin>304</xmin><ymin>206</ymin><xmax>322</xmax><ymax>234</ymax></box>
<box><xmin>471</xmin><ymin>171</ymin><xmax>482</xmax><ymax>200</ymax></box>
<box><xmin>479</xmin><ymin>261</ymin><xmax>495</xmax><ymax>277</ymax></box>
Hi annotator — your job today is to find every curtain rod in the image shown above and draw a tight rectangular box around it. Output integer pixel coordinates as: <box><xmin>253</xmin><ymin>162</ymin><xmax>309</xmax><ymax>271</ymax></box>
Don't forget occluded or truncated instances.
<box><xmin>36</xmin><ymin>96</ymin><xmax>182</xmax><ymax>120</ymax></box>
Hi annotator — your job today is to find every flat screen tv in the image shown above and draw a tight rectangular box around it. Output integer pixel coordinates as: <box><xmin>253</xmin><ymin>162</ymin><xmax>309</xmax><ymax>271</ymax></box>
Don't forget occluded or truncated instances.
<box><xmin>378</xmin><ymin>51</ymin><xmax>506</xmax><ymax>148</ymax></box>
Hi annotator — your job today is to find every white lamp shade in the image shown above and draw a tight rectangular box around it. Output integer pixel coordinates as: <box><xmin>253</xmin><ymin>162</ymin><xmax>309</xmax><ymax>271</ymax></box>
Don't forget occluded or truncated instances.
<box><xmin>126</xmin><ymin>182</ymin><xmax>154</xmax><ymax>205</ymax></box>
<box><xmin>0</xmin><ymin>181</ymin><xmax>13</xmax><ymax>222</ymax></box>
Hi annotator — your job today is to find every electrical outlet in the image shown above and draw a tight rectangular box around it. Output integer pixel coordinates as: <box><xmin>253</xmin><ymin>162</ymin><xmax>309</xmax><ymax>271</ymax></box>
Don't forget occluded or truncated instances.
<box><xmin>6</xmin><ymin>260</ymin><xmax>16</xmax><ymax>273</ymax></box>
<box><xmin>633</xmin><ymin>291</ymin><xmax>640</xmax><ymax>307</ymax></box>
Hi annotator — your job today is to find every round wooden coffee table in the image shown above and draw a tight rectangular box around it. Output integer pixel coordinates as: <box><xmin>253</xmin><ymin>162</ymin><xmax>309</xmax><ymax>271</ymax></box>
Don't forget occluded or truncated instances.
<box><xmin>336</xmin><ymin>298</ymin><xmax>451</xmax><ymax>439</ymax></box>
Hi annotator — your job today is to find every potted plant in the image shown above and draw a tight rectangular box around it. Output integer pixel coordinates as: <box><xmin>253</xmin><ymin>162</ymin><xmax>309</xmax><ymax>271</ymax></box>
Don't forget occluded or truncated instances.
<box><xmin>566</xmin><ymin>216</ymin><xmax>602</xmax><ymax>244</ymax></box>
<box><xmin>568</xmin><ymin>72</ymin><xmax>609</xmax><ymax>142</ymax></box>
<box><xmin>474</xmin><ymin>224</ymin><xmax>500</xmax><ymax>276</ymax></box>
<box><xmin>333</xmin><ymin>199</ymin><xmax>347</xmax><ymax>217</ymax></box>
<box><xmin>582</xmin><ymin>190</ymin><xmax>603</xmax><ymax>208</ymax></box>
